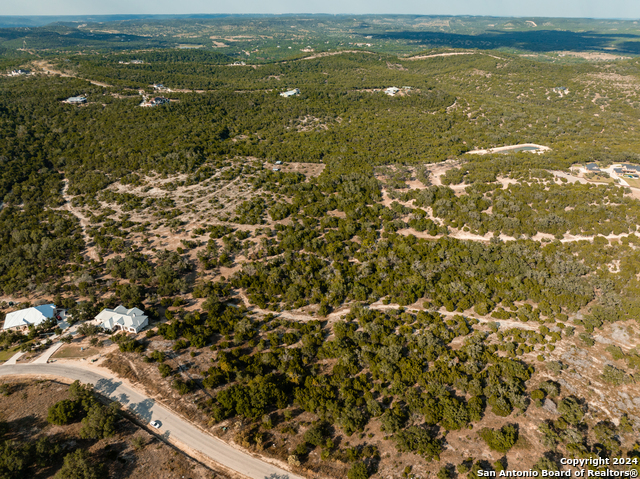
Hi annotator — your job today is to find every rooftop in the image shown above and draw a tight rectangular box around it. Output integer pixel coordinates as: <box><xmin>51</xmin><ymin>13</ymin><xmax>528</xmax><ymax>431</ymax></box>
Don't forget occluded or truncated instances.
<box><xmin>96</xmin><ymin>305</ymin><xmax>147</xmax><ymax>331</ymax></box>
<box><xmin>280</xmin><ymin>88</ymin><xmax>300</xmax><ymax>98</ymax></box>
<box><xmin>64</xmin><ymin>96</ymin><xmax>87</xmax><ymax>104</ymax></box>
<box><xmin>3</xmin><ymin>304</ymin><xmax>58</xmax><ymax>330</ymax></box>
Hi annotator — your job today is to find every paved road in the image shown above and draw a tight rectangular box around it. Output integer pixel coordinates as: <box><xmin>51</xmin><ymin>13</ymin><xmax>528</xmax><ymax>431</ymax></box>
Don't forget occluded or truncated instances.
<box><xmin>0</xmin><ymin>364</ymin><xmax>301</xmax><ymax>479</ymax></box>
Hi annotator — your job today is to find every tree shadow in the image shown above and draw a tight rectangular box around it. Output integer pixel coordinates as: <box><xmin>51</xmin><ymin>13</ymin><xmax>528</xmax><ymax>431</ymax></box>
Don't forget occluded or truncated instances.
<box><xmin>367</xmin><ymin>30</ymin><xmax>640</xmax><ymax>54</ymax></box>
<box><xmin>99</xmin><ymin>441</ymin><xmax>140</xmax><ymax>479</ymax></box>
<box><xmin>94</xmin><ymin>377</ymin><xmax>122</xmax><ymax>396</ymax></box>
<box><xmin>5</xmin><ymin>414</ymin><xmax>47</xmax><ymax>439</ymax></box>
<box><xmin>128</xmin><ymin>398</ymin><xmax>155</xmax><ymax>423</ymax></box>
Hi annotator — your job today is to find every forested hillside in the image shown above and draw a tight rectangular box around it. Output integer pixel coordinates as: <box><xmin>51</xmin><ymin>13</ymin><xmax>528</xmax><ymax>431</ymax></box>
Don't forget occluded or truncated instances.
<box><xmin>1</xmin><ymin>19</ymin><xmax>640</xmax><ymax>479</ymax></box>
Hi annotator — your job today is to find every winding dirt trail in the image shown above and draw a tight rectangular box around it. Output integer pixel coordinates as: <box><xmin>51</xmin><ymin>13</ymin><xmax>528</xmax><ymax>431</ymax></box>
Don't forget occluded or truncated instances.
<box><xmin>59</xmin><ymin>179</ymin><xmax>99</xmax><ymax>260</ymax></box>
<box><xmin>237</xmin><ymin>292</ymin><xmax>539</xmax><ymax>331</ymax></box>
<box><xmin>33</xmin><ymin>60</ymin><xmax>113</xmax><ymax>88</ymax></box>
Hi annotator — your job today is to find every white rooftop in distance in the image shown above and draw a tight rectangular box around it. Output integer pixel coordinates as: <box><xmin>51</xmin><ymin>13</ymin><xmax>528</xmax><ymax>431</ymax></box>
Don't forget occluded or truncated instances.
<box><xmin>3</xmin><ymin>304</ymin><xmax>57</xmax><ymax>330</ymax></box>
<box><xmin>280</xmin><ymin>88</ymin><xmax>300</xmax><ymax>97</ymax></box>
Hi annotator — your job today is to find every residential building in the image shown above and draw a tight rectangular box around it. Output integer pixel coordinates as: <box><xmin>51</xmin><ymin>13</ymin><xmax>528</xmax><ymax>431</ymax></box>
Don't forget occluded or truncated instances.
<box><xmin>150</xmin><ymin>97</ymin><xmax>169</xmax><ymax>106</ymax></box>
<box><xmin>96</xmin><ymin>305</ymin><xmax>148</xmax><ymax>333</ymax></box>
<box><xmin>614</xmin><ymin>167</ymin><xmax>639</xmax><ymax>179</ymax></box>
<box><xmin>280</xmin><ymin>88</ymin><xmax>301</xmax><ymax>98</ymax></box>
<box><xmin>585</xmin><ymin>163</ymin><xmax>601</xmax><ymax>172</ymax></box>
<box><xmin>9</xmin><ymin>69</ymin><xmax>30</xmax><ymax>76</ymax></box>
<box><xmin>63</xmin><ymin>96</ymin><xmax>87</xmax><ymax>104</ymax></box>
<box><xmin>2</xmin><ymin>304</ymin><xmax>65</xmax><ymax>330</ymax></box>
<box><xmin>384</xmin><ymin>87</ymin><xmax>400</xmax><ymax>96</ymax></box>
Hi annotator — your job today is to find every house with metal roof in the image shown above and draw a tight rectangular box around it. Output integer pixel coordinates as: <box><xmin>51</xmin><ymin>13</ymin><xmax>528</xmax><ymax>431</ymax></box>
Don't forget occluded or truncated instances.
<box><xmin>63</xmin><ymin>96</ymin><xmax>87</xmax><ymax>104</ymax></box>
<box><xmin>280</xmin><ymin>88</ymin><xmax>300</xmax><ymax>98</ymax></box>
<box><xmin>96</xmin><ymin>305</ymin><xmax>148</xmax><ymax>333</ymax></box>
<box><xmin>2</xmin><ymin>304</ymin><xmax>64</xmax><ymax>330</ymax></box>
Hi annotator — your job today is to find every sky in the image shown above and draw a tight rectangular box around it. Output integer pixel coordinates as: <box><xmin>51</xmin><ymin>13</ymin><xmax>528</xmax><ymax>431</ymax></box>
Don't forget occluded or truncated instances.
<box><xmin>2</xmin><ymin>0</ymin><xmax>640</xmax><ymax>19</ymax></box>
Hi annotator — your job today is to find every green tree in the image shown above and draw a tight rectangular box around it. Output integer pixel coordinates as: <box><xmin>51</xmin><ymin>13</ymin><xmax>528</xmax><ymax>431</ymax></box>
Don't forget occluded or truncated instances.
<box><xmin>348</xmin><ymin>461</ymin><xmax>370</xmax><ymax>479</ymax></box>
<box><xmin>47</xmin><ymin>399</ymin><xmax>79</xmax><ymax>425</ymax></box>
<box><xmin>478</xmin><ymin>424</ymin><xmax>518</xmax><ymax>453</ymax></box>
<box><xmin>80</xmin><ymin>402</ymin><xmax>120</xmax><ymax>440</ymax></box>
<box><xmin>54</xmin><ymin>449</ymin><xmax>105</xmax><ymax>479</ymax></box>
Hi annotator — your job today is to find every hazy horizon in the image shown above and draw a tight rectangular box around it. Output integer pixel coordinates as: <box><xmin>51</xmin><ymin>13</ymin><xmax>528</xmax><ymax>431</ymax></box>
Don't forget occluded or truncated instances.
<box><xmin>2</xmin><ymin>0</ymin><xmax>640</xmax><ymax>20</ymax></box>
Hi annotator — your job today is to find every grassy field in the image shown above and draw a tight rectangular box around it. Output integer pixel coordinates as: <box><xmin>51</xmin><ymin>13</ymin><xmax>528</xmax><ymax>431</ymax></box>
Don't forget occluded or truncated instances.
<box><xmin>52</xmin><ymin>345</ymin><xmax>101</xmax><ymax>359</ymax></box>
<box><xmin>0</xmin><ymin>345</ymin><xmax>21</xmax><ymax>362</ymax></box>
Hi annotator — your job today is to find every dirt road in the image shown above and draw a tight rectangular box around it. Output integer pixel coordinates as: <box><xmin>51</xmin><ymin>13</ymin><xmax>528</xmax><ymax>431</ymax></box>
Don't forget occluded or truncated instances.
<box><xmin>58</xmin><ymin>179</ymin><xmax>99</xmax><ymax>260</ymax></box>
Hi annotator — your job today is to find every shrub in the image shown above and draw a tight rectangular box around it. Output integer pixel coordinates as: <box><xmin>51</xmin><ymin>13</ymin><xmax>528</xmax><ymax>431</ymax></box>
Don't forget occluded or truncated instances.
<box><xmin>172</xmin><ymin>378</ymin><xmax>196</xmax><ymax>395</ymax></box>
<box><xmin>348</xmin><ymin>462</ymin><xmax>370</xmax><ymax>479</ymax></box>
<box><xmin>158</xmin><ymin>363</ymin><xmax>172</xmax><ymax>378</ymax></box>
<box><xmin>394</xmin><ymin>426</ymin><xmax>442</xmax><ymax>460</ymax></box>
<box><xmin>54</xmin><ymin>449</ymin><xmax>104</xmax><ymax>479</ymax></box>
<box><xmin>557</xmin><ymin>397</ymin><xmax>584</xmax><ymax>425</ymax></box>
<box><xmin>478</xmin><ymin>424</ymin><xmax>518</xmax><ymax>453</ymax></box>
<box><xmin>601</xmin><ymin>365</ymin><xmax>630</xmax><ymax>386</ymax></box>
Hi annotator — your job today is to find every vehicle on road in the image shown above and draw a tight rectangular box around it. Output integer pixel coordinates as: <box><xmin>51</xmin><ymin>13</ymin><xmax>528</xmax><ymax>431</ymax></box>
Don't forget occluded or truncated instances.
<box><xmin>150</xmin><ymin>420</ymin><xmax>161</xmax><ymax>429</ymax></box>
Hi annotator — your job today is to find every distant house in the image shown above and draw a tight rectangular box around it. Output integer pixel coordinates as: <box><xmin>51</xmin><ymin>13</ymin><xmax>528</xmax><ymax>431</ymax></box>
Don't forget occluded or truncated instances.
<box><xmin>384</xmin><ymin>87</ymin><xmax>400</xmax><ymax>96</ymax></box>
<box><xmin>131</xmin><ymin>59</ymin><xmax>144</xmax><ymax>64</ymax></box>
<box><xmin>63</xmin><ymin>96</ymin><xmax>87</xmax><ymax>104</ymax></box>
<box><xmin>275</xmin><ymin>161</ymin><xmax>283</xmax><ymax>165</ymax></box>
<box><xmin>585</xmin><ymin>163</ymin><xmax>601</xmax><ymax>172</ymax></box>
<box><xmin>2</xmin><ymin>304</ymin><xmax>65</xmax><ymax>330</ymax></box>
<box><xmin>96</xmin><ymin>305</ymin><xmax>148</xmax><ymax>333</ymax></box>
<box><xmin>614</xmin><ymin>167</ymin><xmax>639</xmax><ymax>179</ymax></box>
<box><xmin>617</xmin><ymin>164</ymin><xmax>640</xmax><ymax>179</ymax></box>
<box><xmin>152</xmin><ymin>83</ymin><xmax>168</xmax><ymax>91</ymax></box>
<box><xmin>280</xmin><ymin>88</ymin><xmax>300</xmax><ymax>98</ymax></box>
<box><xmin>9</xmin><ymin>69</ymin><xmax>29</xmax><ymax>76</ymax></box>
<box><xmin>149</xmin><ymin>97</ymin><xmax>169</xmax><ymax>106</ymax></box>
<box><xmin>273</xmin><ymin>167</ymin><xmax>280</xmax><ymax>172</ymax></box>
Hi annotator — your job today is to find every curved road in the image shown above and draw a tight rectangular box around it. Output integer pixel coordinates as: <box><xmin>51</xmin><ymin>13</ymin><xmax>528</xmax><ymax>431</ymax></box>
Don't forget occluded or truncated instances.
<box><xmin>0</xmin><ymin>364</ymin><xmax>301</xmax><ymax>479</ymax></box>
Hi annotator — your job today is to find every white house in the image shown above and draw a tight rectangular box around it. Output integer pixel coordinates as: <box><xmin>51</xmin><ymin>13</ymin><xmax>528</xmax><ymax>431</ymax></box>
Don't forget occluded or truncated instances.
<box><xmin>96</xmin><ymin>305</ymin><xmax>148</xmax><ymax>333</ymax></box>
<box><xmin>280</xmin><ymin>88</ymin><xmax>300</xmax><ymax>98</ymax></box>
<box><xmin>63</xmin><ymin>96</ymin><xmax>87</xmax><ymax>104</ymax></box>
<box><xmin>384</xmin><ymin>87</ymin><xmax>400</xmax><ymax>96</ymax></box>
<box><xmin>3</xmin><ymin>304</ymin><xmax>64</xmax><ymax>330</ymax></box>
